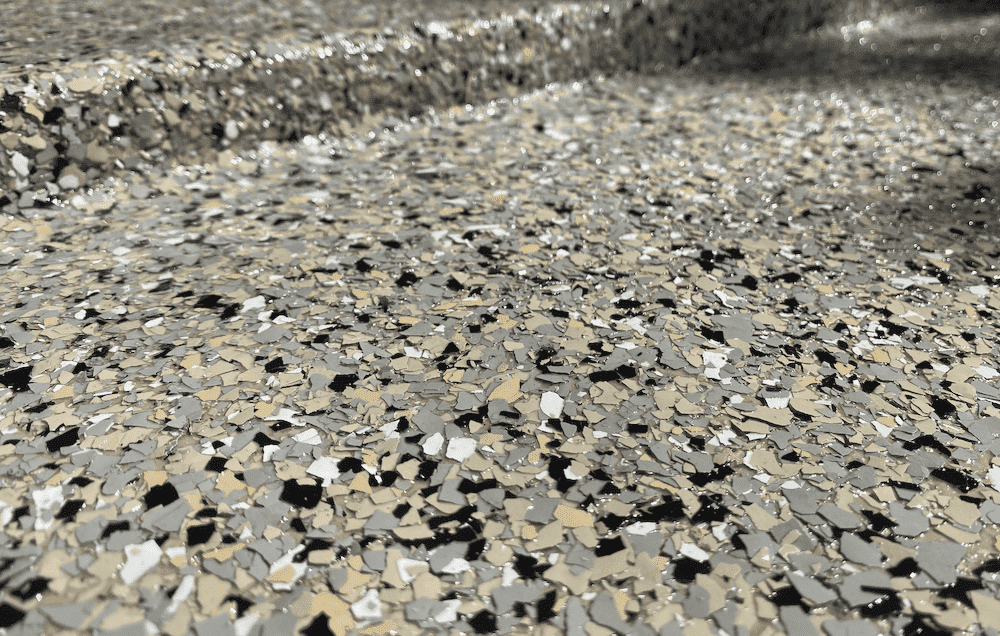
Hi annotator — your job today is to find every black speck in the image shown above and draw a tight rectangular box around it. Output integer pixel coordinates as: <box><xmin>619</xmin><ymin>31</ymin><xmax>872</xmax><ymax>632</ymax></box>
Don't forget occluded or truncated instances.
<box><xmin>143</xmin><ymin>483</ymin><xmax>179</xmax><ymax>509</ymax></box>
<box><xmin>861</xmin><ymin>509</ymin><xmax>898</xmax><ymax>533</ymax></box>
<box><xmin>815</xmin><ymin>350</ymin><xmax>837</xmax><ymax>366</ymax></box>
<box><xmin>672</xmin><ymin>556</ymin><xmax>711</xmax><ymax>584</ymax></box>
<box><xmin>859</xmin><ymin>588</ymin><xmax>903</xmax><ymax>618</ymax></box>
<box><xmin>55</xmin><ymin>499</ymin><xmax>85</xmax><ymax>521</ymax></box>
<box><xmin>936</xmin><ymin>577</ymin><xmax>983</xmax><ymax>608</ymax></box>
<box><xmin>46</xmin><ymin>427</ymin><xmax>79</xmax><ymax>453</ymax></box>
<box><xmin>888</xmin><ymin>557</ymin><xmax>920</xmax><ymax>578</ymax></box>
<box><xmin>9</xmin><ymin>577</ymin><xmax>48</xmax><ymax>602</ymax></box>
<box><xmin>537</xmin><ymin>589</ymin><xmax>557</xmax><ymax>623</ymax></box>
<box><xmin>595</xmin><ymin>535</ymin><xmax>626</xmax><ymax>557</ymax></box>
<box><xmin>767</xmin><ymin>586</ymin><xmax>806</xmax><ymax>609</ymax></box>
<box><xmin>513</xmin><ymin>553</ymin><xmax>544</xmax><ymax>579</ymax></box>
<box><xmin>328</xmin><ymin>374</ymin><xmax>359</xmax><ymax>392</ymax></box>
<box><xmin>101</xmin><ymin>520</ymin><xmax>130</xmax><ymax>539</ymax></box>
<box><xmin>195</xmin><ymin>294</ymin><xmax>224</xmax><ymax>308</ymax></box>
<box><xmin>0</xmin><ymin>366</ymin><xmax>33</xmax><ymax>392</ymax></box>
<box><xmin>205</xmin><ymin>456</ymin><xmax>228</xmax><ymax>472</ymax></box>
<box><xmin>930</xmin><ymin>396</ymin><xmax>956</xmax><ymax>418</ymax></box>
<box><xmin>902</xmin><ymin>435</ymin><xmax>951</xmax><ymax>457</ymax></box>
<box><xmin>279</xmin><ymin>480</ymin><xmax>322</xmax><ymax>509</ymax></box>
<box><xmin>930</xmin><ymin>467</ymin><xmax>978</xmax><ymax>493</ymax></box>
<box><xmin>974</xmin><ymin>558</ymin><xmax>1000</xmax><ymax>576</ymax></box>
<box><xmin>901</xmin><ymin>616</ymin><xmax>950</xmax><ymax>636</ymax></box>
<box><xmin>265</xmin><ymin>357</ymin><xmax>287</xmax><ymax>374</ymax></box>
<box><xmin>469</xmin><ymin>610</ymin><xmax>498</xmax><ymax>633</ymax></box>
<box><xmin>186</xmin><ymin>523</ymin><xmax>215</xmax><ymax>546</ymax></box>
<box><xmin>639</xmin><ymin>497</ymin><xmax>685</xmax><ymax>522</ymax></box>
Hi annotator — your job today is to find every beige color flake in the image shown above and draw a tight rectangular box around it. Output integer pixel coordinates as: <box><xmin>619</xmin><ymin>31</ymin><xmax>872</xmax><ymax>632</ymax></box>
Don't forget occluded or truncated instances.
<box><xmin>99</xmin><ymin>606</ymin><xmax>145</xmax><ymax>630</ymax></box>
<box><xmin>743</xmin><ymin>504</ymin><xmax>780</xmax><ymax>530</ymax></box>
<box><xmin>937</xmin><ymin>524</ymin><xmax>980</xmax><ymax>545</ymax></box>
<box><xmin>196</xmin><ymin>386</ymin><xmax>222</xmax><ymax>401</ymax></box>
<box><xmin>413</xmin><ymin>571</ymin><xmax>442</xmax><ymax>599</ymax></box>
<box><xmin>360</xmin><ymin>620</ymin><xmax>398</xmax><ymax>635</ymax></box>
<box><xmin>940</xmin><ymin>495</ymin><xmax>978</xmax><ymax>525</ymax></box>
<box><xmin>633</xmin><ymin>553</ymin><xmax>663</xmax><ymax>594</ymax></box>
<box><xmin>254</xmin><ymin>401</ymin><xmax>276</xmax><ymax>418</ymax></box>
<box><xmin>591</xmin><ymin>552</ymin><xmax>630</xmax><ymax>580</ymax></box>
<box><xmin>313</xmin><ymin>592</ymin><xmax>355</xmax><ymax>636</ymax></box>
<box><xmin>748</xmin><ymin>407</ymin><xmax>793</xmax><ymax>427</ymax></box>
<box><xmin>488</xmin><ymin>377</ymin><xmax>521</xmax><ymax>402</ymax></box>
<box><xmin>67</xmin><ymin>76</ymin><xmax>102</xmax><ymax>93</ymax></box>
<box><xmin>573</xmin><ymin>526</ymin><xmax>599</xmax><ymax>548</ymax></box>
<box><xmin>484</xmin><ymin>541</ymin><xmax>512</xmax><ymax>566</ymax></box>
<box><xmin>695</xmin><ymin>573</ymin><xmax>729</xmax><ymax>615</ymax></box>
<box><xmin>216</xmin><ymin>470</ymin><xmax>243</xmax><ymax>496</ymax></box>
<box><xmin>80</xmin><ymin>427</ymin><xmax>149</xmax><ymax>451</ymax></box>
<box><xmin>144</xmin><ymin>471</ymin><xmax>168</xmax><ymax>487</ymax></box>
<box><xmin>266</xmin><ymin>564</ymin><xmax>299</xmax><ymax>585</ymax></box>
<box><xmin>340</xmin><ymin>568</ymin><xmax>371</xmax><ymax>594</ymax></box>
<box><xmin>349</xmin><ymin>473</ymin><xmax>373</xmax><ymax>494</ymax></box>
<box><xmin>750</xmin><ymin>547</ymin><xmax>771</xmax><ymax>568</ymax></box>
<box><xmin>971</xmin><ymin>592</ymin><xmax>1000</xmax><ymax>629</ymax></box>
<box><xmin>197</xmin><ymin>573</ymin><xmax>231</xmax><ymax>615</ymax></box>
<box><xmin>543</xmin><ymin>558</ymin><xmax>590</xmax><ymax>595</ymax></box>
<box><xmin>554</xmin><ymin>504</ymin><xmax>593</xmax><ymax>527</ymax></box>
<box><xmin>202</xmin><ymin>542</ymin><xmax>245</xmax><ymax>562</ymax></box>
<box><xmin>393</xmin><ymin>524</ymin><xmax>434</xmax><ymax>540</ymax></box>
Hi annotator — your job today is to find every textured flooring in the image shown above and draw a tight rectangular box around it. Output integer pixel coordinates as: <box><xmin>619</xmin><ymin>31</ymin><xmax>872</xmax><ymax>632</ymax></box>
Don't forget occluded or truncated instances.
<box><xmin>2</xmin><ymin>3</ymin><xmax>1000</xmax><ymax>636</ymax></box>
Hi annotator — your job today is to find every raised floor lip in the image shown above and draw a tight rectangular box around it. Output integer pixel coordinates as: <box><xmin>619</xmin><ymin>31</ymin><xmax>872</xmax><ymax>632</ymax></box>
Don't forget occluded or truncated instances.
<box><xmin>0</xmin><ymin>0</ymin><xmax>912</xmax><ymax>205</ymax></box>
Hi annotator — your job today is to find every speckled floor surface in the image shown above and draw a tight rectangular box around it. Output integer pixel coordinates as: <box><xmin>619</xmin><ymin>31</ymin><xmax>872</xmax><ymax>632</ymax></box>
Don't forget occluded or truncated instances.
<box><xmin>3</xmin><ymin>3</ymin><xmax>1000</xmax><ymax>636</ymax></box>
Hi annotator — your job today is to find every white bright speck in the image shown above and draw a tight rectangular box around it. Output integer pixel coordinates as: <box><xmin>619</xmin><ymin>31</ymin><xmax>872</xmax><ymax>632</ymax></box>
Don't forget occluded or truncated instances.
<box><xmin>446</xmin><ymin>437</ymin><xmax>476</xmax><ymax>461</ymax></box>
<box><xmin>242</xmin><ymin>295</ymin><xmax>266</xmax><ymax>312</ymax></box>
<box><xmin>292</xmin><ymin>429</ymin><xmax>321</xmax><ymax>445</ymax></box>
<box><xmin>765</xmin><ymin>396</ymin><xmax>790</xmax><ymax>409</ymax></box>
<box><xmin>433</xmin><ymin>599</ymin><xmax>462</xmax><ymax>624</ymax></box>
<box><xmin>989</xmin><ymin>467</ymin><xmax>1000</xmax><ymax>493</ymax></box>
<box><xmin>264</xmin><ymin>408</ymin><xmax>303</xmax><ymax>425</ymax></box>
<box><xmin>502</xmin><ymin>563</ymin><xmax>519</xmax><ymax>586</ymax></box>
<box><xmin>351</xmin><ymin>589</ymin><xmax>384</xmax><ymax>620</ymax></box>
<box><xmin>164</xmin><ymin>574</ymin><xmax>195</xmax><ymax>617</ymax></box>
<box><xmin>120</xmin><ymin>540</ymin><xmax>162</xmax><ymax>585</ymax></box>
<box><xmin>710</xmin><ymin>429</ymin><xmax>737</xmax><ymax>446</ymax></box>
<box><xmin>306</xmin><ymin>457</ymin><xmax>341</xmax><ymax>483</ymax></box>
<box><xmin>625</xmin><ymin>521</ymin><xmax>657</xmax><ymax>536</ymax></box>
<box><xmin>978</xmin><ymin>365</ymin><xmax>999</xmax><ymax>380</ymax></box>
<box><xmin>423</xmin><ymin>432</ymin><xmax>444</xmax><ymax>455</ymax></box>
<box><xmin>679</xmin><ymin>543</ymin><xmax>710</xmax><ymax>562</ymax></box>
<box><xmin>11</xmin><ymin>152</ymin><xmax>29</xmax><ymax>177</ymax></box>
<box><xmin>540</xmin><ymin>392</ymin><xmax>564</xmax><ymax>418</ymax></box>
<box><xmin>32</xmin><ymin>485</ymin><xmax>64</xmax><ymax>531</ymax></box>
<box><xmin>702</xmin><ymin>351</ymin><xmax>727</xmax><ymax>368</ymax></box>
<box><xmin>234</xmin><ymin>614</ymin><xmax>260</xmax><ymax>636</ymax></box>
<box><xmin>442</xmin><ymin>557</ymin><xmax>471</xmax><ymax>574</ymax></box>
<box><xmin>397</xmin><ymin>558</ymin><xmax>425</xmax><ymax>583</ymax></box>
<box><xmin>872</xmin><ymin>420</ymin><xmax>894</xmax><ymax>437</ymax></box>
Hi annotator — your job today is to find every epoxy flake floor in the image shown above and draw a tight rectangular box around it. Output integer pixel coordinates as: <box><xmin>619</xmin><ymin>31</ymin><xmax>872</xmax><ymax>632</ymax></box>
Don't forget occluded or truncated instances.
<box><xmin>3</xmin><ymin>7</ymin><xmax>1000</xmax><ymax>636</ymax></box>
